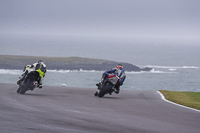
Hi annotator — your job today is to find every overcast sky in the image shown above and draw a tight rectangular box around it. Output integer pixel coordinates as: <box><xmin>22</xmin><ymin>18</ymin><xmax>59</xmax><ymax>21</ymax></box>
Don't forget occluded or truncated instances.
<box><xmin>0</xmin><ymin>0</ymin><xmax>200</xmax><ymax>43</ymax></box>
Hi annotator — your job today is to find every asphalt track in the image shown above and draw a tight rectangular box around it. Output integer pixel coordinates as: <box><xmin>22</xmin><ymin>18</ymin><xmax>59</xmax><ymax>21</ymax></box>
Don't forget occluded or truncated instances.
<box><xmin>0</xmin><ymin>83</ymin><xmax>199</xmax><ymax>133</ymax></box>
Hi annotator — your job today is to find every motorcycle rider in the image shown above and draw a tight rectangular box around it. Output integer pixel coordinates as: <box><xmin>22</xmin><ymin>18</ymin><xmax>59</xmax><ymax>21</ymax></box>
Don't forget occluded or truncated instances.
<box><xmin>30</xmin><ymin>60</ymin><xmax>47</xmax><ymax>88</ymax></box>
<box><xmin>95</xmin><ymin>64</ymin><xmax>126</xmax><ymax>95</ymax></box>
<box><xmin>17</xmin><ymin>60</ymin><xmax>46</xmax><ymax>88</ymax></box>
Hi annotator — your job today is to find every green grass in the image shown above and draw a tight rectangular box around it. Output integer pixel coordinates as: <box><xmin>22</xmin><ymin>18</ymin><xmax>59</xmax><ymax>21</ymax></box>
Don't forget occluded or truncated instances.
<box><xmin>159</xmin><ymin>90</ymin><xmax>200</xmax><ymax>110</ymax></box>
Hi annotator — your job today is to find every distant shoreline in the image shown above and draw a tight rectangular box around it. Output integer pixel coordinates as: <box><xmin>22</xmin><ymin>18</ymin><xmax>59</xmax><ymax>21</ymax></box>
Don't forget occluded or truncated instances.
<box><xmin>0</xmin><ymin>55</ymin><xmax>152</xmax><ymax>72</ymax></box>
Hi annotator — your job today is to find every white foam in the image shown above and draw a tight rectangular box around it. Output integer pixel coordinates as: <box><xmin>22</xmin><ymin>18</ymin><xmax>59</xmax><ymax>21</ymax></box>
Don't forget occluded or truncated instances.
<box><xmin>182</xmin><ymin>66</ymin><xmax>199</xmax><ymax>69</ymax></box>
<box><xmin>0</xmin><ymin>69</ymin><xmax>21</xmax><ymax>75</ymax></box>
<box><xmin>0</xmin><ymin>69</ymin><xmax>173</xmax><ymax>75</ymax></box>
<box><xmin>150</xmin><ymin>68</ymin><xmax>174</xmax><ymax>73</ymax></box>
<box><xmin>48</xmin><ymin>69</ymin><xmax>103</xmax><ymax>73</ymax></box>
<box><xmin>48</xmin><ymin>69</ymin><xmax>71</xmax><ymax>73</ymax></box>
<box><xmin>145</xmin><ymin>65</ymin><xmax>199</xmax><ymax>69</ymax></box>
<box><xmin>127</xmin><ymin>68</ymin><xmax>174</xmax><ymax>74</ymax></box>
<box><xmin>168</xmin><ymin>68</ymin><xmax>177</xmax><ymax>71</ymax></box>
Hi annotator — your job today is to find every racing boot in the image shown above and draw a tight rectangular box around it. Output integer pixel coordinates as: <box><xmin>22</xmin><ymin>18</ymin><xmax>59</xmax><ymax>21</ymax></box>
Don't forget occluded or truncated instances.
<box><xmin>37</xmin><ymin>77</ymin><xmax>43</xmax><ymax>89</ymax></box>
<box><xmin>114</xmin><ymin>88</ymin><xmax>120</xmax><ymax>94</ymax></box>
<box><xmin>94</xmin><ymin>90</ymin><xmax>99</xmax><ymax>96</ymax></box>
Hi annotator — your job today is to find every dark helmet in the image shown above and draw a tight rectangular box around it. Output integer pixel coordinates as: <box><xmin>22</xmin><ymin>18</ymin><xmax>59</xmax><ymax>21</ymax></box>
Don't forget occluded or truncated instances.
<box><xmin>38</xmin><ymin>60</ymin><xmax>44</xmax><ymax>64</ymax></box>
<box><xmin>117</xmin><ymin>64</ymin><xmax>123</xmax><ymax>70</ymax></box>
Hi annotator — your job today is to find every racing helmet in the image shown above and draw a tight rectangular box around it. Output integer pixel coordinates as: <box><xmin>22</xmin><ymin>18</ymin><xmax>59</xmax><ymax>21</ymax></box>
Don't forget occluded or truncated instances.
<box><xmin>117</xmin><ymin>64</ymin><xmax>123</xmax><ymax>70</ymax></box>
<box><xmin>38</xmin><ymin>60</ymin><xmax>44</xmax><ymax>64</ymax></box>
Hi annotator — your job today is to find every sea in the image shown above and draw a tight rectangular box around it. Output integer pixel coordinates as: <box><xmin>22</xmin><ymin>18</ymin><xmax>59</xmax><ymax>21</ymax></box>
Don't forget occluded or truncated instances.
<box><xmin>0</xmin><ymin>35</ymin><xmax>200</xmax><ymax>91</ymax></box>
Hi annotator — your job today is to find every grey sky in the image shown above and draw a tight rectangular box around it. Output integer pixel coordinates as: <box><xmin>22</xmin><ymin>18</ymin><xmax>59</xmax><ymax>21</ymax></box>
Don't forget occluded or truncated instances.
<box><xmin>0</xmin><ymin>0</ymin><xmax>200</xmax><ymax>42</ymax></box>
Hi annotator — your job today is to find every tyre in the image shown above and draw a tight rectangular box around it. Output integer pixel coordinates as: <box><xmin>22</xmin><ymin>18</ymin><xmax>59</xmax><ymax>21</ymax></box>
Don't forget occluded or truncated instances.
<box><xmin>20</xmin><ymin>79</ymin><xmax>31</xmax><ymax>94</ymax></box>
<box><xmin>98</xmin><ymin>82</ymin><xmax>113</xmax><ymax>97</ymax></box>
<box><xmin>16</xmin><ymin>87</ymin><xmax>21</xmax><ymax>93</ymax></box>
<box><xmin>20</xmin><ymin>85</ymin><xmax>28</xmax><ymax>94</ymax></box>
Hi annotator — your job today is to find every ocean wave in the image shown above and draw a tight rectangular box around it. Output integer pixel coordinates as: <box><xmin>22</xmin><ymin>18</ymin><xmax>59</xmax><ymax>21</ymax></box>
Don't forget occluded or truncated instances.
<box><xmin>168</xmin><ymin>68</ymin><xmax>177</xmax><ymax>71</ymax></box>
<box><xmin>145</xmin><ymin>65</ymin><xmax>199</xmax><ymax>69</ymax></box>
<box><xmin>48</xmin><ymin>69</ymin><xmax>103</xmax><ymax>73</ymax></box>
<box><xmin>0</xmin><ymin>69</ymin><xmax>173</xmax><ymax>75</ymax></box>
<box><xmin>48</xmin><ymin>69</ymin><xmax>172</xmax><ymax>74</ymax></box>
<box><xmin>0</xmin><ymin>69</ymin><xmax>21</xmax><ymax>75</ymax></box>
<box><xmin>149</xmin><ymin>69</ymin><xmax>175</xmax><ymax>73</ymax></box>
<box><xmin>127</xmin><ymin>68</ymin><xmax>174</xmax><ymax>74</ymax></box>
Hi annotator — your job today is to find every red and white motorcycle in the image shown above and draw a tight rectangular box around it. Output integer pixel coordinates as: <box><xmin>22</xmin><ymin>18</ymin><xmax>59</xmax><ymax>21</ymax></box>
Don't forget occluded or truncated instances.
<box><xmin>95</xmin><ymin>73</ymin><xmax>120</xmax><ymax>97</ymax></box>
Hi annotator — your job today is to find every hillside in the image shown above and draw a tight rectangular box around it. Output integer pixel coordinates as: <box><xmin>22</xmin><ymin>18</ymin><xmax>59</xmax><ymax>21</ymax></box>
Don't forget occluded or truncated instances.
<box><xmin>0</xmin><ymin>55</ymin><xmax>152</xmax><ymax>71</ymax></box>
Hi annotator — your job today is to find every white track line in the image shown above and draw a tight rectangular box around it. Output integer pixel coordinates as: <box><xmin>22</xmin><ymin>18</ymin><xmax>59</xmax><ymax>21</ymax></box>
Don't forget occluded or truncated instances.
<box><xmin>157</xmin><ymin>91</ymin><xmax>200</xmax><ymax>113</ymax></box>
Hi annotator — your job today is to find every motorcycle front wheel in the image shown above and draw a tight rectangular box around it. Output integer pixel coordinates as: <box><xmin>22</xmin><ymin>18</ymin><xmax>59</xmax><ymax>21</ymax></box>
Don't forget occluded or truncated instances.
<box><xmin>20</xmin><ymin>79</ymin><xmax>32</xmax><ymax>94</ymax></box>
<box><xmin>98</xmin><ymin>82</ymin><xmax>113</xmax><ymax>97</ymax></box>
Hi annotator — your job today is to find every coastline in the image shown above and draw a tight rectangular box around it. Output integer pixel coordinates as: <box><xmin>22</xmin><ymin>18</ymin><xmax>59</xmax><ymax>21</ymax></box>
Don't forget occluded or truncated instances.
<box><xmin>0</xmin><ymin>55</ymin><xmax>152</xmax><ymax>71</ymax></box>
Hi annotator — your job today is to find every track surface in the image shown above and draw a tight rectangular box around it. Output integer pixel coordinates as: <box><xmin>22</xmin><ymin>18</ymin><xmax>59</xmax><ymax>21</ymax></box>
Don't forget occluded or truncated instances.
<box><xmin>0</xmin><ymin>83</ymin><xmax>199</xmax><ymax>133</ymax></box>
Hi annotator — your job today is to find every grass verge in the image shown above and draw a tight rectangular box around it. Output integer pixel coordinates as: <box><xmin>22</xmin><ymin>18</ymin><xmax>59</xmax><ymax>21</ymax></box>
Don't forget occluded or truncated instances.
<box><xmin>159</xmin><ymin>90</ymin><xmax>200</xmax><ymax>110</ymax></box>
